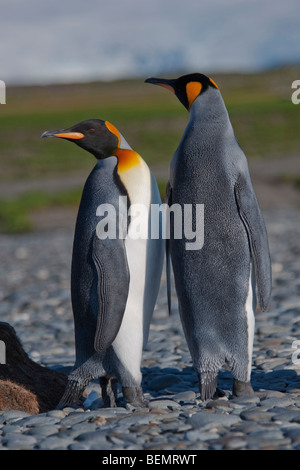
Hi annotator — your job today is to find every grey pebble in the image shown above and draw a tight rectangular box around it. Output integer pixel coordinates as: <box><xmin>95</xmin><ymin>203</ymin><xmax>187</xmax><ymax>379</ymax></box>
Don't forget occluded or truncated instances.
<box><xmin>231</xmin><ymin>394</ymin><xmax>260</xmax><ymax>405</ymax></box>
<box><xmin>0</xmin><ymin>424</ymin><xmax>22</xmax><ymax>435</ymax></box>
<box><xmin>75</xmin><ymin>431</ymin><xmax>113</xmax><ymax>449</ymax></box>
<box><xmin>188</xmin><ymin>412</ymin><xmax>241</xmax><ymax>429</ymax></box>
<box><xmin>68</xmin><ymin>443</ymin><xmax>90</xmax><ymax>450</ymax></box>
<box><xmin>25</xmin><ymin>425</ymin><xmax>60</xmax><ymax>437</ymax></box>
<box><xmin>46</xmin><ymin>409</ymin><xmax>67</xmax><ymax>419</ymax></box>
<box><xmin>248</xmin><ymin>428</ymin><xmax>285</xmax><ymax>440</ymax></box>
<box><xmin>59</xmin><ymin>411</ymin><xmax>92</xmax><ymax>427</ymax></box>
<box><xmin>184</xmin><ymin>429</ymin><xmax>220</xmax><ymax>442</ymax></box>
<box><xmin>57</xmin><ymin>422</ymin><xmax>97</xmax><ymax>439</ymax></box>
<box><xmin>1</xmin><ymin>434</ymin><xmax>37</xmax><ymax>449</ymax></box>
<box><xmin>115</xmin><ymin>413</ymin><xmax>154</xmax><ymax>427</ymax></box>
<box><xmin>173</xmin><ymin>390</ymin><xmax>196</xmax><ymax>403</ymax></box>
<box><xmin>259</xmin><ymin>397</ymin><xmax>294</xmax><ymax>409</ymax></box>
<box><xmin>14</xmin><ymin>414</ymin><xmax>60</xmax><ymax>427</ymax></box>
<box><xmin>148</xmin><ymin>399</ymin><xmax>181</xmax><ymax>411</ymax></box>
<box><xmin>148</xmin><ymin>374</ymin><xmax>183</xmax><ymax>391</ymax></box>
<box><xmin>271</xmin><ymin>409</ymin><xmax>300</xmax><ymax>423</ymax></box>
<box><xmin>0</xmin><ymin>410</ymin><xmax>32</xmax><ymax>425</ymax></box>
<box><xmin>284</xmin><ymin>427</ymin><xmax>300</xmax><ymax>442</ymax></box>
<box><xmin>240</xmin><ymin>409</ymin><xmax>276</xmax><ymax>422</ymax></box>
<box><xmin>36</xmin><ymin>436</ymin><xmax>75</xmax><ymax>450</ymax></box>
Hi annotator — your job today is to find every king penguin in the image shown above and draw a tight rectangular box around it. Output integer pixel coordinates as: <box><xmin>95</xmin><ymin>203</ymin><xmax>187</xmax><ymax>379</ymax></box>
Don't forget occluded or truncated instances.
<box><xmin>41</xmin><ymin>119</ymin><xmax>164</xmax><ymax>408</ymax></box>
<box><xmin>145</xmin><ymin>74</ymin><xmax>272</xmax><ymax>400</ymax></box>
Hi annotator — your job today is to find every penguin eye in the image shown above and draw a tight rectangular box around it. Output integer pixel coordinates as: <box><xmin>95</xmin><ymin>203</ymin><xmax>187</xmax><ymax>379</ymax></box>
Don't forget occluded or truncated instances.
<box><xmin>88</xmin><ymin>128</ymin><xmax>96</xmax><ymax>134</ymax></box>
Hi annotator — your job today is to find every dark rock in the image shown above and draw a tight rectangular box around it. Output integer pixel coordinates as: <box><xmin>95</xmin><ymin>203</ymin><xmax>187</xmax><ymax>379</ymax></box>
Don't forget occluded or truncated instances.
<box><xmin>148</xmin><ymin>374</ymin><xmax>182</xmax><ymax>391</ymax></box>
<box><xmin>0</xmin><ymin>322</ymin><xmax>67</xmax><ymax>413</ymax></box>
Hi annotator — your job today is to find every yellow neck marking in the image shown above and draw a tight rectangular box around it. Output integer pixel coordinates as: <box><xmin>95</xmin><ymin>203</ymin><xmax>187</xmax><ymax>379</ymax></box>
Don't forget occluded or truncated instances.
<box><xmin>105</xmin><ymin>121</ymin><xmax>140</xmax><ymax>173</ymax></box>
<box><xmin>115</xmin><ymin>148</ymin><xmax>141</xmax><ymax>173</ymax></box>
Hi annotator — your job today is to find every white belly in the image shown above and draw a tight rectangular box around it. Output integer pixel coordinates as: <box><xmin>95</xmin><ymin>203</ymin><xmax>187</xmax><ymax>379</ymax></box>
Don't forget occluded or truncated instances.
<box><xmin>112</xmin><ymin>168</ymin><xmax>164</xmax><ymax>382</ymax></box>
<box><xmin>245</xmin><ymin>264</ymin><xmax>256</xmax><ymax>380</ymax></box>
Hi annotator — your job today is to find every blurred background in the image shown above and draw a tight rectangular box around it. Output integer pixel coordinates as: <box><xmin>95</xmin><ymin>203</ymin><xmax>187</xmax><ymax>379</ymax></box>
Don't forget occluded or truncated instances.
<box><xmin>0</xmin><ymin>0</ymin><xmax>299</xmax><ymax>232</ymax></box>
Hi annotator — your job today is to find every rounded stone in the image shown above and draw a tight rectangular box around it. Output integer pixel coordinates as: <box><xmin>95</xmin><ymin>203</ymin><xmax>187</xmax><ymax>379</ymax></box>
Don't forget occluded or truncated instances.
<box><xmin>1</xmin><ymin>434</ymin><xmax>37</xmax><ymax>449</ymax></box>
<box><xmin>173</xmin><ymin>391</ymin><xmax>196</xmax><ymax>403</ymax></box>
<box><xmin>148</xmin><ymin>399</ymin><xmax>181</xmax><ymax>411</ymax></box>
<box><xmin>25</xmin><ymin>425</ymin><xmax>59</xmax><ymax>437</ymax></box>
<box><xmin>148</xmin><ymin>374</ymin><xmax>182</xmax><ymax>391</ymax></box>
<box><xmin>240</xmin><ymin>409</ymin><xmax>275</xmax><ymax>422</ymax></box>
<box><xmin>188</xmin><ymin>411</ymin><xmax>241</xmax><ymax>429</ymax></box>
<box><xmin>37</xmin><ymin>436</ymin><xmax>74</xmax><ymax>450</ymax></box>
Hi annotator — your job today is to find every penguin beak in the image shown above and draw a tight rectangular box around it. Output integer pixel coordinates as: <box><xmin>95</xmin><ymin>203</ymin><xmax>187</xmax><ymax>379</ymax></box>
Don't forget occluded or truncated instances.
<box><xmin>145</xmin><ymin>77</ymin><xmax>176</xmax><ymax>94</ymax></box>
<box><xmin>41</xmin><ymin>130</ymin><xmax>85</xmax><ymax>140</ymax></box>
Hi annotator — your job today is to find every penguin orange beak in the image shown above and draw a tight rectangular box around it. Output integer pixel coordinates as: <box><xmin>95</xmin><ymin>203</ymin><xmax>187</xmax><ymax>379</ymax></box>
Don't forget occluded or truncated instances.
<box><xmin>41</xmin><ymin>130</ymin><xmax>85</xmax><ymax>140</ymax></box>
<box><xmin>145</xmin><ymin>77</ymin><xmax>176</xmax><ymax>94</ymax></box>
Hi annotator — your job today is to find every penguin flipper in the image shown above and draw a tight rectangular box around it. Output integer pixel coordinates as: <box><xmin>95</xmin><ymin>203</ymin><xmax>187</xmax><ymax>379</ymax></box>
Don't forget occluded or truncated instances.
<box><xmin>92</xmin><ymin>235</ymin><xmax>130</xmax><ymax>351</ymax></box>
<box><xmin>234</xmin><ymin>174</ymin><xmax>272</xmax><ymax>311</ymax></box>
<box><xmin>165</xmin><ymin>181</ymin><xmax>172</xmax><ymax>315</ymax></box>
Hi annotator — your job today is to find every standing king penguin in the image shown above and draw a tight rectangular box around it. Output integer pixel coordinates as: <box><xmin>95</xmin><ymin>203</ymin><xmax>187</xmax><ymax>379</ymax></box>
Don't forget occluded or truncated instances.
<box><xmin>145</xmin><ymin>74</ymin><xmax>272</xmax><ymax>400</ymax></box>
<box><xmin>42</xmin><ymin>119</ymin><xmax>164</xmax><ymax>408</ymax></box>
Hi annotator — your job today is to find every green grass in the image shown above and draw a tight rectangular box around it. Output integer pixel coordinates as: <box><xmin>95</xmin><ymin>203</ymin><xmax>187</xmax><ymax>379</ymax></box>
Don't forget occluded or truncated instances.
<box><xmin>280</xmin><ymin>173</ymin><xmax>300</xmax><ymax>188</ymax></box>
<box><xmin>0</xmin><ymin>189</ymin><xmax>82</xmax><ymax>233</ymax></box>
<box><xmin>0</xmin><ymin>66</ymin><xmax>299</xmax><ymax>232</ymax></box>
<box><xmin>0</xmin><ymin>183</ymin><xmax>170</xmax><ymax>234</ymax></box>
<box><xmin>1</xmin><ymin>66</ymin><xmax>299</xmax><ymax>182</ymax></box>
<box><xmin>228</xmin><ymin>99</ymin><xmax>300</xmax><ymax>155</ymax></box>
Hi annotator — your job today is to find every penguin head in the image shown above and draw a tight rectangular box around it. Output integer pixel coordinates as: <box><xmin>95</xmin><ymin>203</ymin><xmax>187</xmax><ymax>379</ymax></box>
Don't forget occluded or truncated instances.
<box><xmin>41</xmin><ymin>119</ymin><xmax>122</xmax><ymax>159</ymax></box>
<box><xmin>145</xmin><ymin>73</ymin><xmax>219</xmax><ymax>111</ymax></box>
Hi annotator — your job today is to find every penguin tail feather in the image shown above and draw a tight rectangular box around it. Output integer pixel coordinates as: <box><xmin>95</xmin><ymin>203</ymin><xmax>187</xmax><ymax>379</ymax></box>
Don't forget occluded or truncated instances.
<box><xmin>198</xmin><ymin>372</ymin><xmax>218</xmax><ymax>401</ymax></box>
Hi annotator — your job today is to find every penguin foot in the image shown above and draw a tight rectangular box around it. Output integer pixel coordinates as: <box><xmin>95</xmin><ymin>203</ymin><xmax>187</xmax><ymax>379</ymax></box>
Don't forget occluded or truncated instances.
<box><xmin>198</xmin><ymin>372</ymin><xmax>218</xmax><ymax>401</ymax></box>
<box><xmin>100</xmin><ymin>377</ymin><xmax>118</xmax><ymax>408</ymax></box>
<box><xmin>232</xmin><ymin>379</ymin><xmax>254</xmax><ymax>397</ymax></box>
<box><xmin>55</xmin><ymin>378</ymin><xmax>86</xmax><ymax>410</ymax></box>
<box><xmin>122</xmin><ymin>386</ymin><xmax>147</xmax><ymax>408</ymax></box>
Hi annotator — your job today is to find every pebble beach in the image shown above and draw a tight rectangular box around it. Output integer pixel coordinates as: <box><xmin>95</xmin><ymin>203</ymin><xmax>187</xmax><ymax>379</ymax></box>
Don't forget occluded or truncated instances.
<box><xmin>0</xmin><ymin>206</ymin><xmax>300</xmax><ymax>451</ymax></box>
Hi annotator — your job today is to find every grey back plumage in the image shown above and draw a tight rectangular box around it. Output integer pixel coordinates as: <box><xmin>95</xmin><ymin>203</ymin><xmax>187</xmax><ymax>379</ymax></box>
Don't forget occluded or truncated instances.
<box><xmin>169</xmin><ymin>87</ymin><xmax>271</xmax><ymax>313</ymax></box>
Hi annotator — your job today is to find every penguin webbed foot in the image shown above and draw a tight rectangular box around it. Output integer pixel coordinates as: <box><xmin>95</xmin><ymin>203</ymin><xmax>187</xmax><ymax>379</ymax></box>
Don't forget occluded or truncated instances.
<box><xmin>122</xmin><ymin>386</ymin><xmax>147</xmax><ymax>408</ymax></box>
<box><xmin>55</xmin><ymin>378</ymin><xmax>87</xmax><ymax>410</ymax></box>
<box><xmin>232</xmin><ymin>379</ymin><xmax>254</xmax><ymax>398</ymax></box>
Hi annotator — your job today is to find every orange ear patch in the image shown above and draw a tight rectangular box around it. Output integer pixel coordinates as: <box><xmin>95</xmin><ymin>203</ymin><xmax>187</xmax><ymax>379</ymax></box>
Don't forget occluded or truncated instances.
<box><xmin>105</xmin><ymin>121</ymin><xmax>121</xmax><ymax>147</ymax></box>
<box><xmin>186</xmin><ymin>82</ymin><xmax>203</xmax><ymax>109</ymax></box>
<box><xmin>209</xmin><ymin>78</ymin><xmax>219</xmax><ymax>89</ymax></box>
